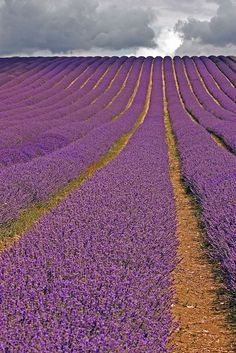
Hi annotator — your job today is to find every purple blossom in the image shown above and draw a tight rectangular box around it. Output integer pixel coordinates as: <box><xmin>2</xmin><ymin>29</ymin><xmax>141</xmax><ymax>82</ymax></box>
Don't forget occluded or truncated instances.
<box><xmin>0</xmin><ymin>57</ymin><xmax>178</xmax><ymax>352</ymax></box>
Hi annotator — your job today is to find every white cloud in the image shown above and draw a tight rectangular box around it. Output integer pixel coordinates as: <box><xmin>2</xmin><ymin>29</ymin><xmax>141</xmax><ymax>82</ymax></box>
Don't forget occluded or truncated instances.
<box><xmin>136</xmin><ymin>29</ymin><xmax>182</xmax><ymax>57</ymax></box>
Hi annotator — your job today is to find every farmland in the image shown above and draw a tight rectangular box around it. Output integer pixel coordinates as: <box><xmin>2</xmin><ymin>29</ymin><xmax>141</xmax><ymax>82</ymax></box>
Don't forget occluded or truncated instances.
<box><xmin>0</xmin><ymin>56</ymin><xmax>235</xmax><ymax>352</ymax></box>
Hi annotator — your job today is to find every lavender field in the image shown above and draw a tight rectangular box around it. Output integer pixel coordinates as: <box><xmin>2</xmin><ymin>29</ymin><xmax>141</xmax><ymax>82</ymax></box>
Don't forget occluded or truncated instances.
<box><xmin>0</xmin><ymin>56</ymin><xmax>235</xmax><ymax>352</ymax></box>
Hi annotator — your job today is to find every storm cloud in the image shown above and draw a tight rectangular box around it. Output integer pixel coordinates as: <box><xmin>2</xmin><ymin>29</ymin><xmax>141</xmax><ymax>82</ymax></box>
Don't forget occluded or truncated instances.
<box><xmin>0</xmin><ymin>0</ymin><xmax>156</xmax><ymax>55</ymax></box>
<box><xmin>0</xmin><ymin>0</ymin><xmax>234</xmax><ymax>56</ymax></box>
<box><xmin>175</xmin><ymin>0</ymin><xmax>236</xmax><ymax>55</ymax></box>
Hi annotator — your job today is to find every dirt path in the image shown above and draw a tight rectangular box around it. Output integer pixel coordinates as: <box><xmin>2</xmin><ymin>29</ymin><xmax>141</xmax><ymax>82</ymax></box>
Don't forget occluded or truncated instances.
<box><xmin>163</xmin><ymin>64</ymin><xmax>235</xmax><ymax>352</ymax></box>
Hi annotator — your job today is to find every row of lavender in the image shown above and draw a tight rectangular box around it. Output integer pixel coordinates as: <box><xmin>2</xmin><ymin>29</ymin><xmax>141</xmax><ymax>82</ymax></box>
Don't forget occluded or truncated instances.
<box><xmin>185</xmin><ymin>57</ymin><xmax>235</xmax><ymax>117</ymax></box>
<box><xmin>164</xmin><ymin>57</ymin><xmax>236</xmax><ymax>292</ymax></box>
<box><xmin>0</xmin><ymin>57</ymin><xmax>113</xmax><ymax>118</ymax></box>
<box><xmin>0</xmin><ymin>57</ymin><xmax>150</xmax><ymax>223</ymax></box>
<box><xmin>173</xmin><ymin>56</ymin><xmax>236</xmax><ymax>153</ymax></box>
<box><xmin>0</xmin><ymin>57</ymin><xmax>127</xmax><ymax>148</ymax></box>
<box><xmin>1</xmin><ymin>56</ymin><xmax>236</xmax><ymax>293</ymax></box>
<box><xmin>0</xmin><ymin>57</ymin><xmax>137</xmax><ymax>164</ymax></box>
<box><xmin>0</xmin><ymin>55</ymin><xmax>234</xmax><ymax>162</ymax></box>
<box><xmin>0</xmin><ymin>58</ymin><xmax>178</xmax><ymax>352</ymax></box>
<box><xmin>0</xmin><ymin>56</ymin><xmax>152</xmax><ymax>171</ymax></box>
<box><xmin>0</xmin><ymin>56</ymin><xmax>233</xmax><ymax>114</ymax></box>
<box><xmin>210</xmin><ymin>55</ymin><xmax>236</xmax><ymax>85</ymax></box>
<box><xmin>0</xmin><ymin>56</ymin><xmax>234</xmax><ymax>157</ymax></box>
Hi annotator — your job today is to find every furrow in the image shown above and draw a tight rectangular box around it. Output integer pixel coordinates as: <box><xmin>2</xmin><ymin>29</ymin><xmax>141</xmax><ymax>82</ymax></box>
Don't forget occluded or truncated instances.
<box><xmin>163</xmin><ymin>60</ymin><xmax>234</xmax><ymax>353</ymax></box>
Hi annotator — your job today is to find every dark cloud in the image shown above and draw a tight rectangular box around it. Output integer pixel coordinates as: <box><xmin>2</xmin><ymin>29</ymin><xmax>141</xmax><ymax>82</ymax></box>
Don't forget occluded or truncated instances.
<box><xmin>0</xmin><ymin>0</ymin><xmax>233</xmax><ymax>56</ymax></box>
<box><xmin>175</xmin><ymin>0</ymin><xmax>236</xmax><ymax>47</ymax></box>
<box><xmin>175</xmin><ymin>39</ymin><xmax>236</xmax><ymax>56</ymax></box>
<box><xmin>0</xmin><ymin>0</ymin><xmax>156</xmax><ymax>55</ymax></box>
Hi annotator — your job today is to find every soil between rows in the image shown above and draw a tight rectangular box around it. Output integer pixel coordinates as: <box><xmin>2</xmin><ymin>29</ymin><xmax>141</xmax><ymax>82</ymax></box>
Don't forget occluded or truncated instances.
<box><xmin>163</xmin><ymin>70</ymin><xmax>235</xmax><ymax>352</ymax></box>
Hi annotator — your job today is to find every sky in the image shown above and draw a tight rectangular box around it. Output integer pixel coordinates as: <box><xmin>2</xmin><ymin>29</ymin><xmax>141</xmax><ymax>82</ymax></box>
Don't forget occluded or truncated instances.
<box><xmin>0</xmin><ymin>0</ymin><xmax>235</xmax><ymax>57</ymax></box>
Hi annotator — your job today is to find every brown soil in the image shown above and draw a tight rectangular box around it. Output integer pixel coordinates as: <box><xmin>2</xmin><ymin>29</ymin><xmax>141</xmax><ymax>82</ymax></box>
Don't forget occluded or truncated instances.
<box><xmin>163</xmin><ymin>63</ymin><xmax>235</xmax><ymax>352</ymax></box>
<box><xmin>210</xmin><ymin>133</ymin><xmax>234</xmax><ymax>151</ymax></box>
<box><xmin>105</xmin><ymin>63</ymin><xmax>134</xmax><ymax>108</ymax></box>
<box><xmin>91</xmin><ymin>62</ymin><xmax>125</xmax><ymax>104</ymax></box>
<box><xmin>112</xmin><ymin>62</ymin><xmax>144</xmax><ymax>120</ymax></box>
<box><xmin>91</xmin><ymin>64</ymin><xmax>111</xmax><ymax>89</ymax></box>
<box><xmin>65</xmin><ymin>64</ymin><xmax>91</xmax><ymax>89</ymax></box>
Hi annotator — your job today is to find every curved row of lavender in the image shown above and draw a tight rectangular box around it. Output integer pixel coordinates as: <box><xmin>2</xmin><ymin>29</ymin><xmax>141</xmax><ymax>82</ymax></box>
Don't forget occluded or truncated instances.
<box><xmin>0</xmin><ymin>58</ymin><xmax>138</xmax><ymax>155</ymax></box>
<box><xmin>202</xmin><ymin>56</ymin><xmax>236</xmax><ymax>101</ymax></box>
<box><xmin>0</xmin><ymin>57</ymin><xmax>82</xmax><ymax>97</ymax></box>
<box><xmin>219</xmin><ymin>56</ymin><xmax>236</xmax><ymax>72</ymax></box>
<box><xmin>0</xmin><ymin>57</ymin><xmax>143</xmax><ymax>158</ymax></box>
<box><xmin>1</xmin><ymin>56</ymin><xmax>233</xmax><ymax>155</ymax></box>
<box><xmin>183</xmin><ymin>57</ymin><xmax>235</xmax><ymax>121</ymax></box>
<box><xmin>0</xmin><ymin>57</ymin><xmax>108</xmax><ymax>125</ymax></box>
<box><xmin>0</xmin><ymin>58</ymin><xmax>125</xmax><ymax>141</ymax></box>
<box><xmin>0</xmin><ymin>57</ymin><xmax>68</xmax><ymax>99</ymax></box>
<box><xmin>164</xmin><ymin>56</ymin><xmax>236</xmax><ymax>292</ymax></box>
<box><xmin>0</xmin><ymin>57</ymin><xmax>137</xmax><ymax>164</ymax></box>
<box><xmin>0</xmin><ymin>58</ymin><xmax>95</xmax><ymax>115</ymax></box>
<box><xmin>192</xmin><ymin>57</ymin><xmax>236</xmax><ymax>113</ymax></box>
<box><xmin>0</xmin><ymin>58</ymin><xmax>151</xmax><ymax>224</ymax></box>
<box><xmin>0</xmin><ymin>57</ymin><xmax>39</xmax><ymax>86</ymax></box>
<box><xmin>0</xmin><ymin>57</ymin><xmax>110</xmax><ymax>114</ymax></box>
<box><xmin>0</xmin><ymin>58</ymin><xmax>178</xmax><ymax>352</ymax></box>
<box><xmin>173</xmin><ymin>57</ymin><xmax>236</xmax><ymax>153</ymax></box>
<box><xmin>1</xmin><ymin>55</ymin><xmax>235</xmax><ymax>287</ymax></box>
<box><xmin>210</xmin><ymin>56</ymin><xmax>236</xmax><ymax>86</ymax></box>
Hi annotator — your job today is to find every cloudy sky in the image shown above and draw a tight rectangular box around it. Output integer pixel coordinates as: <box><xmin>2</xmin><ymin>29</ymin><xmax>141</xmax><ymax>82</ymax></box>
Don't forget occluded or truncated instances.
<box><xmin>0</xmin><ymin>0</ymin><xmax>235</xmax><ymax>57</ymax></box>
